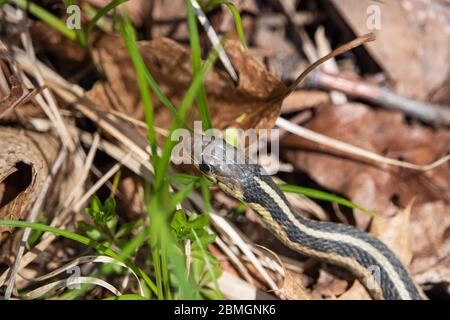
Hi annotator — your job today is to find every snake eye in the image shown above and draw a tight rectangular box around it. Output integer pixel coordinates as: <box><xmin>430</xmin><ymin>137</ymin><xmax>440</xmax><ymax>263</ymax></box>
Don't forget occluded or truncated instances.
<box><xmin>199</xmin><ymin>163</ymin><xmax>212</xmax><ymax>174</ymax></box>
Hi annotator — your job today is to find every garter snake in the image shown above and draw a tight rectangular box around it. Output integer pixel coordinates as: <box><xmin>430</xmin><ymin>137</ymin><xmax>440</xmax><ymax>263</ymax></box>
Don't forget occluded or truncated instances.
<box><xmin>192</xmin><ymin>135</ymin><xmax>422</xmax><ymax>300</ymax></box>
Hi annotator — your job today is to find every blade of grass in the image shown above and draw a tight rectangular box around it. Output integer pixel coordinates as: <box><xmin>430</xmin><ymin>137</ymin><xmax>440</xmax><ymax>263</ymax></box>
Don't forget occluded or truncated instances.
<box><xmin>85</xmin><ymin>0</ymin><xmax>128</xmax><ymax>38</ymax></box>
<box><xmin>111</xmin><ymin>9</ymin><xmax>190</xmax><ymax>130</ymax></box>
<box><xmin>153</xmin><ymin>46</ymin><xmax>220</xmax><ymax>191</ymax></box>
<box><xmin>147</xmin><ymin>195</ymin><xmax>197</xmax><ymax>299</ymax></box>
<box><xmin>120</xmin><ymin>16</ymin><xmax>157</xmax><ymax>162</ymax></box>
<box><xmin>63</xmin><ymin>0</ymin><xmax>88</xmax><ymax>47</ymax></box>
<box><xmin>6</xmin><ymin>0</ymin><xmax>77</xmax><ymax>43</ymax></box>
<box><xmin>190</xmin><ymin>0</ymin><xmax>239</xmax><ymax>84</ymax></box>
<box><xmin>200</xmin><ymin>178</ymin><xmax>212</xmax><ymax>215</ymax></box>
<box><xmin>204</xmin><ymin>0</ymin><xmax>248</xmax><ymax>49</ymax></box>
<box><xmin>191</xmin><ymin>228</ymin><xmax>223</xmax><ymax>299</ymax></box>
<box><xmin>168</xmin><ymin>182</ymin><xmax>197</xmax><ymax>212</ymax></box>
<box><xmin>186</xmin><ymin>0</ymin><xmax>212</xmax><ymax>130</ymax></box>
<box><xmin>278</xmin><ymin>184</ymin><xmax>378</xmax><ymax>216</ymax></box>
<box><xmin>0</xmin><ymin>220</ymin><xmax>158</xmax><ymax>295</ymax></box>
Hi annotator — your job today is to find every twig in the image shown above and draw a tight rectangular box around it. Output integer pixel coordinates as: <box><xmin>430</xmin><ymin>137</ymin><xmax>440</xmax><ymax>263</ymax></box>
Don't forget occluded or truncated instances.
<box><xmin>64</xmin><ymin>133</ymin><xmax>100</xmax><ymax>208</ymax></box>
<box><xmin>305</xmin><ymin>70</ymin><xmax>450</xmax><ymax>126</ymax></box>
<box><xmin>270</xmin><ymin>33</ymin><xmax>376</xmax><ymax>103</ymax></box>
<box><xmin>276</xmin><ymin>117</ymin><xmax>450</xmax><ymax>171</ymax></box>
<box><xmin>72</xmin><ymin>155</ymin><xmax>130</xmax><ymax>212</ymax></box>
<box><xmin>13</xmin><ymin>8</ymin><xmax>75</xmax><ymax>151</ymax></box>
<box><xmin>190</xmin><ymin>0</ymin><xmax>239</xmax><ymax>85</ymax></box>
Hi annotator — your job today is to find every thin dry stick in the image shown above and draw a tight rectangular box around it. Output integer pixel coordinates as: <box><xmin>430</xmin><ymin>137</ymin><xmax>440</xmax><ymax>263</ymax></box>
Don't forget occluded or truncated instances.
<box><xmin>214</xmin><ymin>233</ymin><xmax>255</xmax><ymax>285</ymax></box>
<box><xmin>270</xmin><ymin>33</ymin><xmax>376</xmax><ymax>103</ymax></box>
<box><xmin>305</xmin><ymin>70</ymin><xmax>450</xmax><ymax>125</ymax></box>
<box><xmin>13</xmin><ymin>48</ymin><xmax>156</xmax><ymax>173</ymax></box>
<box><xmin>73</xmin><ymin>155</ymin><xmax>130</xmax><ymax>212</ymax></box>
<box><xmin>276</xmin><ymin>117</ymin><xmax>450</xmax><ymax>171</ymax></box>
<box><xmin>314</xmin><ymin>26</ymin><xmax>347</xmax><ymax>104</ymax></box>
<box><xmin>4</xmin><ymin>147</ymin><xmax>68</xmax><ymax>299</ymax></box>
<box><xmin>0</xmin><ymin>49</ymin><xmax>45</xmax><ymax>119</ymax></box>
<box><xmin>0</xmin><ymin>235</ymin><xmax>55</xmax><ymax>287</ymax></box>
<box><xmin>210</xmin><ymin>213</ymin><xmax>279</xmax><ymax>291</ymax></box>
<box><xmin>191</xmin><ymin>0</ymin><xmax>239</xmax><ymax>85</ymax></box>
<box><xmin>64</xmin><ymin>133</ymin><xmax>100</xmax><ymax>208</ymax></box>
<box><xmin>16</xmin><ymin>10</ymin><xmax>75</xmax><ymax>151</ymax></box>
<box><xmin>108</xmin><ymin>109</ymin><xmax>170</xmax><ymax>136</ymax></box>
<box><xmin>79</xmin><ymin>131</ymin><xmax>153</xmax><ymax>180</ymax></box>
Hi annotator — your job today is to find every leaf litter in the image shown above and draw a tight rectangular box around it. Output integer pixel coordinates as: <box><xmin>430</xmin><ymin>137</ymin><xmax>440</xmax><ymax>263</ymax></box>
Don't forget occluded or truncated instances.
<box><xmin>0</xmin><ymin>0</ymin><xmax>449</xmax><ymax>300</ymax></box>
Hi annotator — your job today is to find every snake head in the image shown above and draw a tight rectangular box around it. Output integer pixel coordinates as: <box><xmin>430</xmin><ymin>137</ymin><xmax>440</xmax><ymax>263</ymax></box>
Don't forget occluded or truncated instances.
<box><xmin>190</xmin><ymin>134</ymin><xmax>256</xmax><ymax>201</ymax></box>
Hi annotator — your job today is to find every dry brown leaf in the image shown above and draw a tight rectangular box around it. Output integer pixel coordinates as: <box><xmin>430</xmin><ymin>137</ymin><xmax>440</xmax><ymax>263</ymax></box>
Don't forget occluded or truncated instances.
<box><xmin>278</xmin><ymin>269</ymin><xmax>311</xmax><ymax>300</ymax></box>
<box><xmin>414</xmin><ymin>256</ymin><xmax>450</xmax><ymax>286</ymax></box>
<box><xmin>370</xmin><ymin>201</ymin><xmax>414</xmax><ymax>266</ymax></box>
<box><xmin>409</xmin><ymin>201</ymin><xmax>450</xmax><ymax>281</ymax></box>
<box><xmin>253</xmin><ymin>244</ymin><xmax>311</xmax><ymax>300</ymax></box>
<box><xmin>282</xmin><ymin>103</ymin><xmax>450</xmax><ymax>226</ymax></box>
<box><xmin>88</xmin><ymin>35</ymin><xmax>284</xmax><ymax>132</ymax></box>
<box><xmin>149</xmin><ymin>0</ymin><xmax>190</xmax><ymax>41</ymax></box>
<box><xmin>331</xmin><ymin>0</ymin><xmax>450</xmax><ymax>100</ymax></box>
<box><xmin>338</xmin><ymin>281</ymin><xmax>371</xmax><ymax>300</ymax></box>
<box><xmin>312</xmin><ymin>269</ymin><xmax>349</xmax><ymax>299</ymax></box>
<box><xmin>30</xmin><ymin>22</ymin><xmax>87</xmax><ymax>63</ymax></box>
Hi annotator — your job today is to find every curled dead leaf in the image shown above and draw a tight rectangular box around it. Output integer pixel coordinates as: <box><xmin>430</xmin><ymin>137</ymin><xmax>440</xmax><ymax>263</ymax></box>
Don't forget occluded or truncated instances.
<box><xmin>409</xmin><ymin>201</ymin><xmax>450</xmax><ymax>285</ymax></box>
<box><xmin>89</xmin><ymin>35</ymin><xmax>285</xmax><ymax>132</ymax></box>
<box><xmin>370</xmin><ymin>200</ymin><xmax>414</xmax><ymax>266</ymax></box>
<box><xmin>282</xmin><ymin>103</ymin><xmax>450</xmax><ymax>226</ymax></box>
<box><xmin>278</xmin><ymin>269</ymin><xmax>311</xmax><ymax>300</ymax></box>
<box><xmin>331</xmin><ymin>0</ymin><xmax>450</xmax><ymax>100</ymax></box>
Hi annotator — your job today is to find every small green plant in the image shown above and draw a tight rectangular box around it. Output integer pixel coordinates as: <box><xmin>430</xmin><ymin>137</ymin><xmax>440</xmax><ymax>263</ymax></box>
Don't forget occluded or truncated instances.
<box><xmin>80</xmin><ymin>195</ymin><xmax>145</xmax><ymax>246</ymax></box>
<box><xmin>171</xmin><ymin>210</ymin><xmax>222</xmax><ymax>299</ymax></box>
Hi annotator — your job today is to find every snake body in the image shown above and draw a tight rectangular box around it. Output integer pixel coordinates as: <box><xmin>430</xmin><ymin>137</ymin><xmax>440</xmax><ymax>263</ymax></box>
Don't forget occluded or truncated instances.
<box><xmin>194</xmin><ymin>136</ymin><xmax>422</xmax><ymax>300</ymax></box>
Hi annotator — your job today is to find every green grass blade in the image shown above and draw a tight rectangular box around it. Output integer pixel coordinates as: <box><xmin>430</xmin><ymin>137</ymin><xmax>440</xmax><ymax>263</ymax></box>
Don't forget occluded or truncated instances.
<box><xmin>120</xmin><ymin>16</ymin><xmax>157</xmax><ymax>162</ymax></box>
<box><xmin>278</xmin><ymin>184</ymin><xmax>378</xmax><ymax>216</ymax></box>
<box><xmin>6</xmin><ymin>0</ymin><xmax>77</xmax><ymax>42</ymax></box>
<box><xmin>0</xmin><ymin>220</ymin><xmax>158</xmax><ymax>295</ymax></box>
<box><xmin>191</xmin><ymin>229</ymin><xmax>223</xmax><ymax>298</ymax></box>
<box><xmin>213</xmin><ymin>1</ymin><xmax>247</xmax><ymax>49</ymax></box>
<box><xmin>186</xmin><ymin>0</ymin><xmax>212</xmax><ymax>130</ymax></box>
<box><xmin>203</xmin><ymin>0</ymin><xmax>248</xmax><ymax>49</ymax></box>
<box><xmin>168</xmin><ymin>182</ymin><xmax>196</xmax><ymax>211</ymax></box>
<box><xmin>154</xmin><ymin>46</ymin><xmax>220</xmax><ymax>190</ymax></box>
<box><xmin>85</xmin><ymin>0</ymin><xmax>128</xmax><ymax>37</ymax></box>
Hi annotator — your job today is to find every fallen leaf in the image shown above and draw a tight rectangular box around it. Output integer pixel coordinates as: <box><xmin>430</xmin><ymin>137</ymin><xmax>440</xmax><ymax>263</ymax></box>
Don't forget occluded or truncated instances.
<box><xmin>414</xmin><ymin>255</ymin><xmax>450</xmax><ymax>286</ymax></box>
<box><xmin>338</xmin><ymin>281</ymin><xmax>371</xmax><ymax>300</ymax></box>
<box><xmin>370</xmin><ymin>201</ymin><xmax>414</xmax><ymax>266</ymax></box>
<box><xmin>278</xmin><ymin>269</ymin><xmax>311</xmax><ymax>300</ymax></box>
<box><xmin>312</xmin><ymin>269</ymin><xmax>349</xmax><ymax>299</ymax></box>
<box><xmin>89</xmin><ymin>35</ymin><xmax>285</xmax><ymax>131</ymax></box>
<box><xmin>282</xmin><ymin>103</ymin><xmax>450</xmax><ymax>226</ymax></box>
<box><xmin>331</xmin><ymin>0</ymin><xmax>450</xmax><ymax>100</ymax></box>
<box><xmin>149</xmin><ymin>0</ymin><xmax>190</xmax><ymax>41</ymax></box>
<box><xmin>409</xmin><ymin>201</ymin><xmax>450</xmax><ymax>280</ymax></box>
